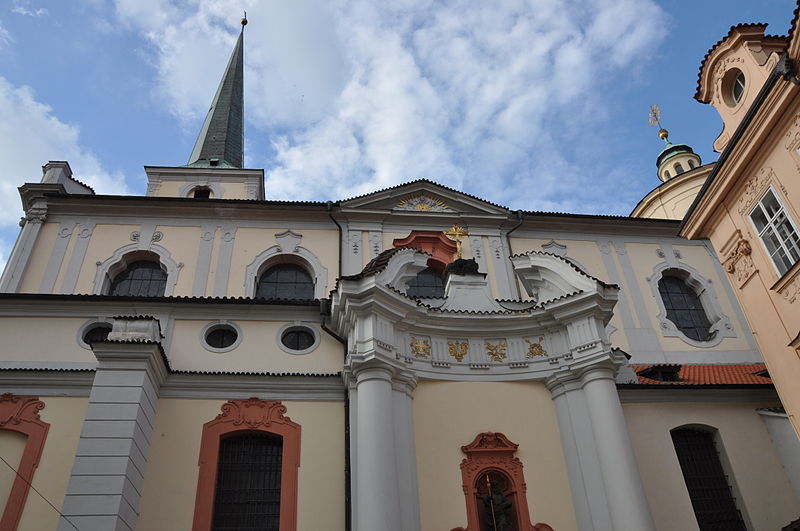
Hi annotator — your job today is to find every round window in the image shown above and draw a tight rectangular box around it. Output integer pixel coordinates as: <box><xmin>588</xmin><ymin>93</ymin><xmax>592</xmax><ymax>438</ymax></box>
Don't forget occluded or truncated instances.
<box><xmin>281</xmin><ymin>329</ymin><xmax>315</xmax><ymax>351</ymax></box>
<box><xmin>203</xmin><ymin>324</ymin><xmax>240</xmax><ymax>351</ymax></box>
<box><xmin>722</xmin><ymin>69</ymin><xmax>746</xmax><ymax>107</ymax></box>
<box><xmin>277</xmin><ymin>324</ymin><xmax>319</xmax><ymax>355</ymax></box>
<box><xmin>731</xmin><ymin>71</ymin><xmax>745</xmax><ymax>104</ymax></box>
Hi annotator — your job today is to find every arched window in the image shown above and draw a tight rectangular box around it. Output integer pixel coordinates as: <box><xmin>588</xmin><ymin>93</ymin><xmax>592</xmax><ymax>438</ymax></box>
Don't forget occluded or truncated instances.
<box><xmin>688</xmin><ymin>159</ymin><xmax>696</xmax><ymax>169</ymax></box>
<box><xmin>212</xmin><ymin>433</ymin><xmax>283</xmax><ymax>530</ymax></box>
<box><xmin>664</xmin><ymin>170</ymin><xmax>671</xmax><ymax>179</ymax></box>
<box><xmin>256</xmin><ymin>263</ymin><xmax>314</xmax><ymax>299</ymax></box>
<box><xmin>658</xmin><ymin>275</ymin><xmax>712</xmax><ymax>341</ymax></box>
<box><xmin>406</xmin><ymin>267</ymin><xmax>444</xmax><ymax>298</ymax></box>
<box><xmin>192</xmin><ymin>187</ymin><xmax>212</xmax><ymax>199</ymax></box>
<box><xmin>108</xmin><ymin>261</ymin><xmax>167</xmax><ymax>297</ymax></box>
<box><xmin>674</xmin><ymin>162</ymin><xmax>685</xmax><ymax>175</ymax></box>
<box><xmin>671</xmin><ymin>427</ymin><xmax>746</xmax><ymax>530</ymax></box>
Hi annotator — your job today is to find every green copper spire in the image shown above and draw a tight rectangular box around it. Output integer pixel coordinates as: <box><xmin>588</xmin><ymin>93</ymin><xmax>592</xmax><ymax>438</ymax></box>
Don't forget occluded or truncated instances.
<box><xmin>187</xmin><ymin>18</ymin><xmax>246</xmax><ymax>168</ymax></box>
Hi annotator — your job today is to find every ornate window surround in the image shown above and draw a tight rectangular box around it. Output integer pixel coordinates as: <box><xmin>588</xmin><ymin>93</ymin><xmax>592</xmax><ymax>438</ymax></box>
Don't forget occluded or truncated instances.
<box><xmin>0</xmin><ymin>394</ymin><xmax>50</xmax><ymax>530</ymax></box>
<box><xmin>647</xmin><ymin>262</ymin><xmax>734</xmax><ymax>348</ymax></box>
<box><xmin>192</xmin><ymin>398</ymin><xmax>301</xmax><ymax>531</ymax></box>
<box><xmin>451</xmin><ymin>432</ymin><xmax>553</xmax><ymax>531</ymax></box>
<box><xmin>93</xmin><ymin>244</ymin><xmax>182</xmax><ymax>296</ymax></box>
<box><xmin>244</xmin><ymin>231</ymin><xmax>328</xmax><ymax>300</ymax></box>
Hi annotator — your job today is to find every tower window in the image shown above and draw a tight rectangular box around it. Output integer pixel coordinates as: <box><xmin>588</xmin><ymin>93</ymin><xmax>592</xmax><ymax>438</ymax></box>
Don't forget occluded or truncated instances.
<box><xmin>406</xmin><ymin>267</ymin><xmax>445</xmax><ymax>298</ymax></box>
<box><xmin>664</xmin><ymin>170</ymin><xmax>671</xmax><ymax>179</ymax></box>
<box><xmin>732</xmin><ymin>72</ymin><xmax>745</xmax><ymax>104</ymax></box>
<box><xmin>256</xmin><ymin>263</ymin><xmax>314</xmax><ymax>299</ymax></box>
<box><xmin>688</xmin><ymin>160</ymin><xmax>696</xmax><ymax>169</ymax></box>
<box><xmin>108</xmin><ymin>261</ymin><xmax>167</xmax><ymax>297</ymax></box>
<box><xmin>671</xmin><ymin>428</ymin><xmax>747</xmax><ymax>530</ymax></box>
<box><xmin>750</xmin><ymin>188</ymin><xmax>800</xmax><ymax>275</ymax></box>
<box><xmin>674</xmin><ymin>162</ymin><xmax>685</xmax><ymax>175</ymax></box>
<box><xmin>193</xmin><ymin>187</ymin><xmax>212</xmax><ymax>199</ymax></box>
<box><xmin>212</xmin><ymin>433</ymin><xmax>283</xmax><ymax>531</ymax></box>
<box><xmin>658</xmin><ymin>275</ymin><xmax>712</xmax><ymax>341</ymax></box>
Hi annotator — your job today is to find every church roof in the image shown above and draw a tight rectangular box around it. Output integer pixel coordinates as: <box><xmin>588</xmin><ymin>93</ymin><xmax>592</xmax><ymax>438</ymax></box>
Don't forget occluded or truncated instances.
<box><xmin>629</xmin><ymin>363</ymin><xmax>770</xmax><ymax>386</ymax></box>
<box><xmin>186</xmin><ymin>26</ymin><xmax>245</xmax><ymax>168</ymax></box>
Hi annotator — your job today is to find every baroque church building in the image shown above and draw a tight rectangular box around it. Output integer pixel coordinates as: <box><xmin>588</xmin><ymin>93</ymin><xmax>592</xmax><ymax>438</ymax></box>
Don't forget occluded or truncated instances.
<box><xmin>2</xmin><ymin>10</ymin><xmax>800</xmax><ymax>531</ymax></box>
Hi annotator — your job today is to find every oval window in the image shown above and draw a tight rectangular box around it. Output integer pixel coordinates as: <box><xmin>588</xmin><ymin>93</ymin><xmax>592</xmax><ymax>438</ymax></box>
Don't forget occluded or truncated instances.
<box><xmin>281</xmin><ymin>328</ymin><xmax>315</xmax><ymax>351</ymax></box>
<box><xmin>204</xmin><ymin>325</ymin><xmax>239</xmax><ymax>350</ymax></box>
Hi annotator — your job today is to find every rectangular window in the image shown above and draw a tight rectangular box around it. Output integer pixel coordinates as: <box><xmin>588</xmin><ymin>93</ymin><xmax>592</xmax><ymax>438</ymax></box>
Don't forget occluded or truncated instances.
<box><xmin>749</xmin><ymin>188</ymin><xmax>800</xmax><ymax>275</ymax></box>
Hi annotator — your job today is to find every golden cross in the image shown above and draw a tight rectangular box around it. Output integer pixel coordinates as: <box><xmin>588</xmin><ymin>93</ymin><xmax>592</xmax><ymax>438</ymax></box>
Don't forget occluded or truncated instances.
<box><xmin>445</xmin><ymin>224</ymin><xmax>469</xmax><ymax>259</ymax></box>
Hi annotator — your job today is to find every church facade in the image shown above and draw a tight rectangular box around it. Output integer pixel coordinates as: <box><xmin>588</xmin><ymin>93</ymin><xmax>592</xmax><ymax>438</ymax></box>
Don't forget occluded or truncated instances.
<box><xmin>1</xmin><ymin>9</ymin><xmax>800</xmax><ymax>531</ymax></box>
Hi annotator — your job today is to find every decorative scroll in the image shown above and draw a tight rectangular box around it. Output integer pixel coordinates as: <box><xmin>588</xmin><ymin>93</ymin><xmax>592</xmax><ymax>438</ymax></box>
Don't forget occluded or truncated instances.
<box><xmin>780</xmin><ymin>273</ymin><xmax>800</xmax><ymax>304</ymax></box>
<box><xmin>448</xmin><ymin>340</ymin><xmax>469</xmax><ymax>362</ymax></box>
<box><xmin>721</xmin><ymin>235</ymin><xmax>757</xmax><ymax>288</ymax></box>
<box><xmin>737</xmin><ymin>167</ymin><xmax>775</xmax><ymax>215</ymax></box>
<box><xmin>784</xmin><ymin>113</ymin><xmax>800</xmax><ymax>151</ymax></box>
<box><xmin>485</xmin><ymin>340</ymin><xmax>507</xmax><ymax>362</ymax></box>
<box><xmin>450</xmin><ymin>432</ymin><xmax>553</xmax><ymax>531</ymax></box>
<box><xmin>193</xmin><ymin>399</ymin><xmax>301</xmax><ymax>531</ymax></box>
<box><xmin>410</xmin><ymin>337</ymin><xmax>432</xmax><ymax>358</ymax></box>
<box><xmin>0</xmin><ymin>394</ymin><xmax>50</xmax><ymax>530</ymax></box>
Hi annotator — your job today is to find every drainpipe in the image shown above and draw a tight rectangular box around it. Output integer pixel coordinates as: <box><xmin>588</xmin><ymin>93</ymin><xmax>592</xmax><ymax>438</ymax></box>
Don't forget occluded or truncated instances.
<box><xmin>324</xmin><ymin>202</ymin><xmax>352</xmax><ymax>530</ymax></box>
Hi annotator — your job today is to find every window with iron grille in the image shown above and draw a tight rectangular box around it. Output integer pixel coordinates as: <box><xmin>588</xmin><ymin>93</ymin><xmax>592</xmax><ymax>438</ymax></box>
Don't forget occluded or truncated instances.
<box><xmin>750</xmin><ymin>188</ymin><xmax>800</xmax><ymax>276</ymax></box>
<box><xmin>658</xmin><ymin>275</ymin><xmax>712</xmax><ymax>341</ymax></box>
<box><xmin>671</xmin><ymin>428</ymin><xmax>746</xmax><ymax>531</ymax></box>
<box><xmin>406</xmin><ymin>267</ymin><xmax>444</xmax><ymax>298</ymax></box>
<box><xmin>212</xmin><ymin>433</ymin><xmax>283</xmax><ymax>531</ymax></box>
<box><xmin>256</xmin><ymin>264</ymin><xmax>314</xmax><ymax>299</ymax></box>
<box><xmin>108</xmin><ymin>261</ymin><xmax>167</xmax><ymax>297</ymax></box>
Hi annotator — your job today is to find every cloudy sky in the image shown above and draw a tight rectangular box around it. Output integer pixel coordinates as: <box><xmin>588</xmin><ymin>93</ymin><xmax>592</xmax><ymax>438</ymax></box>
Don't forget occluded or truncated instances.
<box><xmin>0</xmin><ymin>0</ymin><xmax>796</xmax><ymax>271</ymax></box>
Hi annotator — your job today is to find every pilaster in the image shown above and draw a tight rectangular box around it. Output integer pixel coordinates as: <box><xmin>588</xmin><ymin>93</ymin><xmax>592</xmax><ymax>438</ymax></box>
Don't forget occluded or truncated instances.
<box><xmin>59</xmin><ymin>318</ymin><xmax>167</xmax><ymax>531</ymax></box>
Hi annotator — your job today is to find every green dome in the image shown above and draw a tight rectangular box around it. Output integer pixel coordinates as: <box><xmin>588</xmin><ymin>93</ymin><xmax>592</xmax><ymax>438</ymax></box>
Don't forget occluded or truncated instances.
<box><xmin>656</xmin><ymin>142</ymin><xmax>695</xmax><ymax>168</ymax></box>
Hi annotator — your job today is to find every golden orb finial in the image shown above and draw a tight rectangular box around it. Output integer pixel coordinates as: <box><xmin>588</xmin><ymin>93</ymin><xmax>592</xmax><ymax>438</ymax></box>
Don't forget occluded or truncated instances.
<box><xmin>241</xmin><ymin>11</ymin><xmax>248</xmax><ymax>26</ymax></box>
<box><xmin>658</xmin><ymin>128</ymin><xmax>669</xmax><ymax>140</ymax></box>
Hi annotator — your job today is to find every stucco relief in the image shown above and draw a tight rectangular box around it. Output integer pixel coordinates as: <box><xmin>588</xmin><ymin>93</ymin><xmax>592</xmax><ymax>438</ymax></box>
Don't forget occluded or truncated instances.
<box><xmin>722</xmin><ymin>237</ymin><xmax>757</xmax><ymax>288</ymax></box>
<box><xmin>712</xmin><ymin>56</ymin><xmax>744</xmax><ymax>105</ymax></box>
<box><xmin>779</xmin><ymin>274</ymin><xmax>800</xmax><ymax>304</ymax></box>
<box><xmin>737</xmin><ymin>167</ymin><xmax>775</xmax><ymax>215</ymax></box>
<box><xmin>784</xmin><ymin>113</ymin><xmax>800</xmax><ymax>151</ymax></box>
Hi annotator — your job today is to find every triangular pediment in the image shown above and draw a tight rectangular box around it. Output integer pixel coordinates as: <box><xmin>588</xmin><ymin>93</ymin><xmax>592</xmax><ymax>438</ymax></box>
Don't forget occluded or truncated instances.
<box><xmin>339</xmin><ymin>180</ymin><xmax>509</xmax><ymax>216</ymax></box>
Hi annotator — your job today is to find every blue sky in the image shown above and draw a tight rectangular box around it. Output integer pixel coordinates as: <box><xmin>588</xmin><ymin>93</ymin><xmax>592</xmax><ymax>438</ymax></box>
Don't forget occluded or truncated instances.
<box><xmin>0</xmin><ymin>0</ymin><xmax>797</xmax><ymax>272</ymax></box>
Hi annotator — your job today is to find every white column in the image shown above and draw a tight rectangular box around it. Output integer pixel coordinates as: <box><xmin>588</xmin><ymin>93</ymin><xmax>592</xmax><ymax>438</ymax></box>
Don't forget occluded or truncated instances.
<box><xmin>354</xmin><ymin>366</ymin><xmax>402</xmax><ymax>531</ymax></box>
<box><xmin>393</xmin><ymin>374</ymin><xmax>420</xmax><ymax>531</ymax></box>
<box><xmin>582</xmin><ymin>367</ymin><xmax>655</xmax><ymax>531</ymax></box>
<box><xmin>549</xmin><ymin>377</ymin><xmax>613</xmax><ymax>531</ymax></box>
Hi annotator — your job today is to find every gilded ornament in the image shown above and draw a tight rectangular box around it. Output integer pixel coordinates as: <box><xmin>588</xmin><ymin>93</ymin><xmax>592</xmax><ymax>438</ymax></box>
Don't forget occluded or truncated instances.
<box><xmin>396</xmin><ymin>194</ymin><xmax>450</xmax><ymax>212</ymax></box>
<box><xmin>485</xmin><ymin>340</ymin><xmax>507</xmax><ymax>362</ymax></box>
<box><xmin>448</xmin><ymin>340</ymin><xmax>469</xmax><ymax>361</ymax></box>
<box><xmin>525</xmin><ymin>337</ymin><xmax>547</xmax><ymax>358</ymax></box>
<box><xmin>410</xmin><ymin>337</ymin><xmax>431</xmax><ymax>358</ymax></box>
<box><xmin>445</xmin><ymin>225</ymin><xmax>470</xmax><ymax>259</ymax></box>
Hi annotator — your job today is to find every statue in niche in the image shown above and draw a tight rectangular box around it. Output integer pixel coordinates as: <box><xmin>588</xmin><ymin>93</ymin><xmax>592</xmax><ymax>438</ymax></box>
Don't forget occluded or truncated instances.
<box><xmin>482</xmin><ymin>474</ymin><xmax>513</xmax><ymax>531</ymax></box>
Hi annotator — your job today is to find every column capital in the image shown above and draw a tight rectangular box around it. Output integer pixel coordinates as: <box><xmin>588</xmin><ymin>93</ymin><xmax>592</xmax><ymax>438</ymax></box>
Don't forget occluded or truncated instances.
<box><xmin>91</xmin><ymin>341</ymin><xmax>169</xmax><ymax>390</ymax></box>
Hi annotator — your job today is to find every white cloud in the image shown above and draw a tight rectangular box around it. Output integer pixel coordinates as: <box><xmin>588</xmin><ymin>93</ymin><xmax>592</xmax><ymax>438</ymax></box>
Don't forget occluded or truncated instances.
<box><xmin>0</xmin><ymin>76</ymin><xmax>130</xmax><ymax>229</ymax></box>
<box><xmin>0</xmin><ymin>20</ymin><xmax>12</xmax><ymax>49</ymax></box>
<box><xmin>111</xmin><ymin>0</ymin><xmax>667</xmax><ymax>212</ymax></box>
<box><xmin>11</xmin><ymin>1</ymin><xmax>48</xmax><ymax>17</ymax></box>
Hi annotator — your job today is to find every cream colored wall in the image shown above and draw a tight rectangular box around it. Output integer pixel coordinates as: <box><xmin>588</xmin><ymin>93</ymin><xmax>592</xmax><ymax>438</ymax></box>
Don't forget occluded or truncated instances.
<box><xmin>73</xmin><ymin>224</ymin><xmax>139</xmax><ymax>293</ymax></box>
<box><xmin>624</xmin><ymin>401</ymin><xmax>800</xmax><ymax>531</ymax></box>
<box><xmin>138</xmin><ymin>399</ymin><xmax>345</xmax><ymax>531</ymax></box>
<box><xmin>413</xmin><ymin>381</ymin><xmax>577</xmax><ymax>531</ymax></box>
<box><xmin>153</xmin><ymin>180</ymin><xmax>250</xmax><ymax>199</ymax></box>
<box><xmin>0</xmin><ymin>430</ymin><xmax>26</xmax><ymax>512</ymax></box>
<box><xmin>228</xmin><ymin>228</ymin><xmax>339</xmax><ymax>297</ymax></box>
<box><xmin>0</xmin><ymin>317</ymin><xmax>96</xmax><ymax>363</ymax></box>
<box><xmin>18</xmin><ymin>222</ymin><xmax>58</xmax><ymax>293</ymax></box>
<box><xmin>17</xmin><ymin>397</ymin><xmax>88</xmax><ymax>531</ymax></box>
<box><xmin>156</xmin><ymin>225</ymin><xmax>201</xmax><ymax>295</ymax></box>
<box><xmin>167</xmin><ymin>320</ymin><xmax>343</xmax><ymax>373</ymax></box>
<box><xmin>635</xmin><ymin>172</ymin><xmax>708</xmax><ymax>220</ymax></box>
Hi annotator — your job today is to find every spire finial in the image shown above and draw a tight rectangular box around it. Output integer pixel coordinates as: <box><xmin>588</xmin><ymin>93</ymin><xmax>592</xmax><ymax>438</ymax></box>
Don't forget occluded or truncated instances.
<box><xmin>241</xmin><ymin>11</ymin><xmax>248</xmax><ymax>27</ymax></box>
<box><xmin>648</xmin><ymin>104</ymin><xmax>669</xmax><ymax>143</ymax></box>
